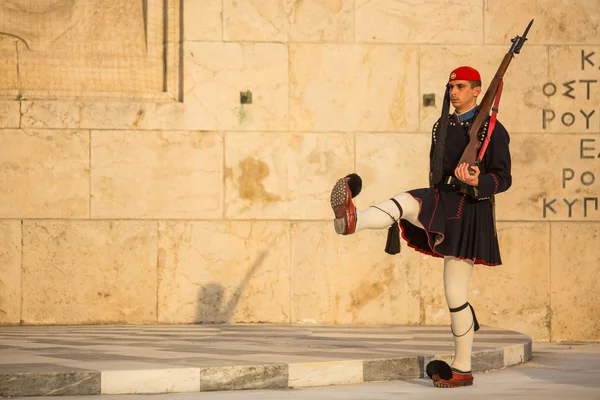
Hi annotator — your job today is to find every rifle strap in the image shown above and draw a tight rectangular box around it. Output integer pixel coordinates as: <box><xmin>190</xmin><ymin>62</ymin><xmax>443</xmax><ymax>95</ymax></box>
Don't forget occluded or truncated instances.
<box><xmin>478</xmin><ymin>79</ymin><xmax>504</xmax><ymax>162</ymax></box>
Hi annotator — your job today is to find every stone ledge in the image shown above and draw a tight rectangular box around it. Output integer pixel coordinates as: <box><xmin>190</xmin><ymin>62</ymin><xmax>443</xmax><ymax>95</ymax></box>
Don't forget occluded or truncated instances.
<box><xmin>0</xmin><ymin>325</ymin><xmax>533</xmax><ymax>396</ymax></box>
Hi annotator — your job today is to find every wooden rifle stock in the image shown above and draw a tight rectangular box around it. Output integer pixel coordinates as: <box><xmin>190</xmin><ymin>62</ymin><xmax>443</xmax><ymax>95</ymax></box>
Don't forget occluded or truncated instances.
<box><xmin>458</xmin><ymin>19</ymin><xmax>534</xmax><ymax>171</ymax></box>
<box><xmin>457</xmin><ymin>55</ymin><xmax>513</xmax><ymax>167</ymax></box>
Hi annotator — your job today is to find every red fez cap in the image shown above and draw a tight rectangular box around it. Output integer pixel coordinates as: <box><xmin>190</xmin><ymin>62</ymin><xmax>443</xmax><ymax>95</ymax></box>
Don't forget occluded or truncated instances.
<box><xmin>448</xmin><ymin>66</ymin><xmax>481</xmax><ymax>82</ymax></box>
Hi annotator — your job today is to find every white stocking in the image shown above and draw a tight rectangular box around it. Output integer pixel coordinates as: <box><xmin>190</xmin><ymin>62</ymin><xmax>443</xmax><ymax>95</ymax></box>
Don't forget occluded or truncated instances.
<box><xmin>355</xmin><ymin>192</ymin><xmax>423</xmax><ymax>232</ymax></box>
<box><xmin>443</xmin><ymin>256</ymin><xmax>475</xmax><ymax>372</ymax></box>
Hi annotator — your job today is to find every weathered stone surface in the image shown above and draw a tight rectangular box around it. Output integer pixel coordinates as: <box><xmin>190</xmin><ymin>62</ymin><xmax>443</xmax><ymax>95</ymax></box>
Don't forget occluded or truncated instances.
<box><xmin>287</xmin><ymin>0</ymin><xmax>353</xmax><ymax>42</ymax></box>
<box><xmin>291</xmin><ymin>221</ymin><xmax>421</xmax><ymax>324</ymax></box>
<box><xmin>288</xmin><ymin>360</ymin><xmax>362</xmax><ymax>388</ymax></box>
<box><xmin>224</xmin><ymin>0</ymin><xmax>287</xmax><ymax>42</ymax></box>
<box><xmin>504</xmin><ymin>343</ymin><xmax>526</xmax><ymax>366</ymax></box>
<box><xmin>200</xmin><ymin>365</ymin><xmax>288</xmax><ymax>391</ymax></box>
<box><xmin>21</xmin><ymin>101</ymin><xmax>156</xmax><ymax>130</ymax></box>
<box><xmin>184</xmin><ymin>0</ymin><xmax>222</xmax><ymax>41</ymax></box>
<box><xmin>419</xmin><ymin>255</ymin><xmax>448</xmax><ymax>326</ymax></box>
<box><xmin>101</xmin><ymin>368</ymin><xmax>200</xmax><ymax>395</ymax></box>
<box><xmin>355</xmin><ymin>133</ymin><xmax>430</xmax><ymax>208</ymax></box>
<box><xmin>470</xmin><ymin>223</ymin><xmax>551</xmax><ymax>341</ymax></box>
<box><xmin>20</xmin><ymin>101</ymin><xmax>188</xmax><ymax>130</ymax></box>
<box><xmin>0</xmin><ymin>129</ymin><xmax>89</xmax><ymax>218</ymax></box>
<box><xmin>18</xmin><ymin>46</ymin><xmax>164</xmax><ymax>94</ymax></box>
<box><xmin>0</xmin><ymin>101</ymin><xmax>19</xmax><ymax>128</ymax></box>
<box><xmin>0</xmin><ymin>1</ymin><xmax>146</xmax><ymax>53</ymax></box>
<box><xmin>550</xmin><ymin>223</ymin><xmax>600</xmax><ymax>342</ymax></box>
<box><xmin>421</xmin><ymin>223</ymin><xmax>551</xmax><ymax>342</ymax></box>
<box><xmin>1</xmin><ymin>0</ymin><xmax>174</xmax><ymax>95</ymax></box>
<box><xmin>498</xmin><ymin>134</ymin><xmax>600</xmax><ymax>222</ymax></box>
<box><xmin>485</xmin><ymin>1</ymin><xmax>600</xmax><ymax>45</ymax></box>
<box><xmin>157</xmin><ymin>221</ymin><xmax>291</xmax><ymax>323</ymax></box>
<box><xmin>0</xmin><ymin>35</ymin><xmax>18</xmax><ymax>93</ymax></box>
<box><xmin>419</xmin><ymin>45</ymin><xmax>549</xmax><ymax>134</ymax></box>
<box><xmin>224</xmin><ymin>0</ymin><xmax>353</xmax><ymax>42</ymax></box>
<box><xmin>544</xmin><ymin>46</ymin><xmax>600</xmax><ymax>133</ymax></box>
<box><xmin>290</xmin><ymin>44</ymin><xmax>419</xmax><ymax>132</ymax></box>
<box><xmin>184</xmin><ymin>42</ymin><xmax>288</xmax><ymax>131</ymax></box>
<box><xmin>524</xmin><ymin>339</ymin><xmax>533</xmax><ymax>361</ymax></box>
<box><xmin>224</xmin><ymin>132</ymin><xmax>353</xmax><ymax>220</ymax></box>
<box><xmin>91</xmin><ymin>130</ymin><xmax>222</xmax><ymax>219</ymax></box>
<box><xmin>0</xmin><ymin>221</ymin><xmax>21</xmax><ymax>324</ymax></box>
<box><xmin>22</xmin><ymin>221</ymin><xmax>157</xmax><ymax>324</ymax></box>
<box><xmin>0</xmin><ymin>371</ymin><xmax>100</xmax><ymax>397</ymax></box>
<box><xmin>363</xmin><ymin>357</ymin><xmax>421</xmax><ymax>382</ymax></box>
<box><xmin>356</xmin><ymin>0</ymin><xmax>483</xmax><ymax>44</ymax></box>
<box><xmin>472</xmin><ymin>348</ymin><xmax>504</xmax><ymax>372</ymax></box>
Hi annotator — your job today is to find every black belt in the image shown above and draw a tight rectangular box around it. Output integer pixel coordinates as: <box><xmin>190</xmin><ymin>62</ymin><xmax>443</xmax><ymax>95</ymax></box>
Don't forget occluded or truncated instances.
<box><xmin>442</xmin><ymin>175</ymin><xmax>461</xmax><ymax>186</ymax></box>
<box><xmin>440</xmin><ymin>176</ymin><xmax>492</xmax><ymax>201</ymax></box>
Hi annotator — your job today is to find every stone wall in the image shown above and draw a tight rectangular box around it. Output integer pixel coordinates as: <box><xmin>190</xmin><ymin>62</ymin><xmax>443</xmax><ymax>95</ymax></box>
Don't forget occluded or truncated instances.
<box><xmin>0</xmin><ymin>0</ymin><xmax>598</xmax><ymax>342</ymax></box>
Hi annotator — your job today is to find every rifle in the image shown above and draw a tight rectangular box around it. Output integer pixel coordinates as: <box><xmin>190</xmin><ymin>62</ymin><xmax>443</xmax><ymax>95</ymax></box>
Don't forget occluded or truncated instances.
<box><xmin>459</xmin><ymin>19</ymin><xmax>534</xmax><ymax>173</ymax></box>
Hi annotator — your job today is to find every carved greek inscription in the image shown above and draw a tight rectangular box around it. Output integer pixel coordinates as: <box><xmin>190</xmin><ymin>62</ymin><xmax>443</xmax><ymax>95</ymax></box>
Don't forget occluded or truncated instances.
<box><xmin>542</xmin><ymin>49</ymin><xmax>600</xmax><ymax>130</ymax></box>
<box><xmin>542</xmin><ymin>138</ymin><xmax>599</xmax><ymax>218</ymax></box>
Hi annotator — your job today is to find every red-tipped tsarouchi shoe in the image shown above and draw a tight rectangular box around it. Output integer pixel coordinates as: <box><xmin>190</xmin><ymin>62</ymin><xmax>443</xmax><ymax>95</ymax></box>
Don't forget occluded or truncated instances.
<box><xmin>330</xmin><ymin>174</ymin><xmax>362</xmax><ymax>235</ymax></box>
<box><xmin>426</xmin><ymin>360</ymin><xmax>474</xmax><ymax>388</ymax></box>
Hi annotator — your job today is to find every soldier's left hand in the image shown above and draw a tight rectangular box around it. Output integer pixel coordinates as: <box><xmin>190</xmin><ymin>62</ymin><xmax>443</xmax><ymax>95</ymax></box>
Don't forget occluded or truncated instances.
<box><xmin>455</xmin><ymin>163</ymin><xmax>479</xmax><ymax>186</ymax></box>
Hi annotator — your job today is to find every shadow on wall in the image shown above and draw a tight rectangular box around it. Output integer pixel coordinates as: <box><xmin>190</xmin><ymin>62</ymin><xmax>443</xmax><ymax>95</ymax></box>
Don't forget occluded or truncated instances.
<box><xmin>194</xmin><ymin>243</ymin><xmax>272</xmax><ymax>324</ymax></box>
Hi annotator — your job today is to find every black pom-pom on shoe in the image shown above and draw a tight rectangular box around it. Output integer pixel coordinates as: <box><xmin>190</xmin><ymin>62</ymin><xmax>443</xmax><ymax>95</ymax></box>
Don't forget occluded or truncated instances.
<box><xmin>426</xmin><ymin>360</ymin><xmax>453</xmax><ymax>380</ymax></box>
<box><xmin>345</xmin><ymin>173</ymin><xmax>362</xmax><ymax>198</ymax></box>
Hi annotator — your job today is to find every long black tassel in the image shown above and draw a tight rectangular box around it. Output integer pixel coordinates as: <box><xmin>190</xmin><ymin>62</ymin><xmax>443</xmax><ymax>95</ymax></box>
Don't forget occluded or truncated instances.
<box><xmin>384</xmin><ymin>198</ymin><xmax>403</xmax><ymax>255</ymax></box>
<box><xmin>469</xmin><ymin>304</ymin><xmax>480</xmax><ymax>332</ymax></box>
<box><xmin>385</xmin><ymin>223</ymin><xmax>401</xmax><ymax>255</ymax></box>
<box><xmin>429</xmin><ymin>84</ymin><xmax>452</xmax><ymax>186</ymax></box>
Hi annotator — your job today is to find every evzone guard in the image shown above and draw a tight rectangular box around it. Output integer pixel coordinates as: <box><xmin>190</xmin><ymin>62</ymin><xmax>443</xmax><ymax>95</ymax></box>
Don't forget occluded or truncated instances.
<box><xmin>329</xmin><ymin>20</ymin><xmax>532</xmax><ymax>388</ymax></box>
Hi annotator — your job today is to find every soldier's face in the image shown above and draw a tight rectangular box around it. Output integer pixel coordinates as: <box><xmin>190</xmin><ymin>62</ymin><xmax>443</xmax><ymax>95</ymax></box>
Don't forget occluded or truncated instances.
<box><xmin>448</xmin><ymin>80</ymin><xmax>481</xmax><ymax>113</ymax></box>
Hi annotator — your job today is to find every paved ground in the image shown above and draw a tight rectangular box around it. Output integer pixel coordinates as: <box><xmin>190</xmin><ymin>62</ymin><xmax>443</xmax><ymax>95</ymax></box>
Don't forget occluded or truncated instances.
<box><xmin>0</xmin><ymin>324</ymin><xmax>532</xmax><ymax>397</ymax></box>
<box><xmin>6</xmin><ymin>342</ymin><xmax>600</xmax><ymax>400</ymax></box>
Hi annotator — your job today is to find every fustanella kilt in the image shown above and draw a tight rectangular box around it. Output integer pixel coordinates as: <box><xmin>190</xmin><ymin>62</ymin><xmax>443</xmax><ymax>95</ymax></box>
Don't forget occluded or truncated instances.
<box><xmin>399</xmin><ymin>184</ymin><xmax>501</xmax><ymax>266</ymax></box>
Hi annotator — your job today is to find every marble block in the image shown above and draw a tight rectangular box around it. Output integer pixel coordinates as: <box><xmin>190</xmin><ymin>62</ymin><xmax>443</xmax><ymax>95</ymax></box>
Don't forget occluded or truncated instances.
<box><xmin>0</xmin><ymin>371</ymin><xmax>100</xmax><ymax>397</ymax></box>
<box><xmin>288</xmin><ymin>360</ymin><xmax>362</xmax><ymax>388</ymax></box>
<box><xmin>498</xmin><ymin>134</ymin><xmax>600</xmax><ymax>221</ymax></box>
<box><xmin>0</xmin><ymin>101</ymin><xmax>19</xmax><ymax>128</ymax></box>
<box><xmin>355</xmin><ymin>133</ymin><xmax>430</xmax><ymax>208</ymax></box>
<box><xmin>0</xmin><ymin>37</ymin><xmax>18</xmax><ymax>92</ymax></box>
<box><xmin>22</xmin><ymin>221</ymin><xmax>158</xmax><ymax>324</ymax></box>
<box><xmin>356</xmin><ymin>0</ymin><xmax>483</xmax><ymax>44</ymax></box>
<box><xmin>184</xmin><ymin>0</ymin><xmax>222</xmax><ymax>41</ymax></box>
<box><xmin>224</xmin><ymin>132</ymin><xmax>354</xmax><ymax>220</ymax></box>
<box><xmin>157</xmin><ymin>221</ymin><xmax>291</xmax><ymax>323</ymax></box>
<box><xmin>504</xmin><ymin>343</ymin><xmax>527</xmax><ymax>366</ymax></box>
<box><xmin>470</xmin><ymin>223</ymin><xmax>551</xmax><ymax>341</ymax></box>
<box><xmin>472</xmin><ymin>349</ymin><xmax>504</xmax><ymax>372</ymax></box>
<box><xmin>184</xmin><ymin>42</ymin><xmax>288</xmax><ymax>131</ymax></box>
<box><xmin>550</xmin><ymin>223</ymin><xmax>600</xmax><ymax>342</ymax></box>
<box><xmin>0</xmin><ymin>129</ymin><xmax>89</xmax><ymax>218</ymax></box>
<box><xmin>485</xmin><ymin>0</ymin><xmax>600</xmax><ymax>45</ymax></box>
<box><xmin>291</xmin><ymin>222</ymin><xmax>421</xmax><ymax>324</ymax></box>
<box><xmin>91</xmin><ymin>130</ymin><xmax>223</xmax><ymax>219</ymax></box>
<box><xmin>21</xmin><ymin>101</ymin><xmax>155</xmax><ymax>130</ymax></box>
<box><xmin>290</xmin><ymin>44</ymin><xmax>419</xmax><ymax>132</ymax></box>
<box><xmin>200</xmin><ymin>365</ymin><xmax>288</xmax><ymax>391</ymax></box>
<box><xmin>224</xmin><ymin>0</ymin><xmax>353</xmax><ymax>42</ymax></box>
<box><xmin>544</xmin><ymin>46</ymin><xmax>600</xmax><ymax>133</ymax></box>
<box><xmin>363</xmin><ymin>357</ymin><xmax>422</xmax><ymax>381</ymax></box>
<box><xmin>101</xmin><ymin>368</ymin><xmax>200</xmax><ymax>394</ymax></box>
<box><xmin>0</xmin><ymin>221</ymin><xmax>21</xmax><ymax>324</ymax></box>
